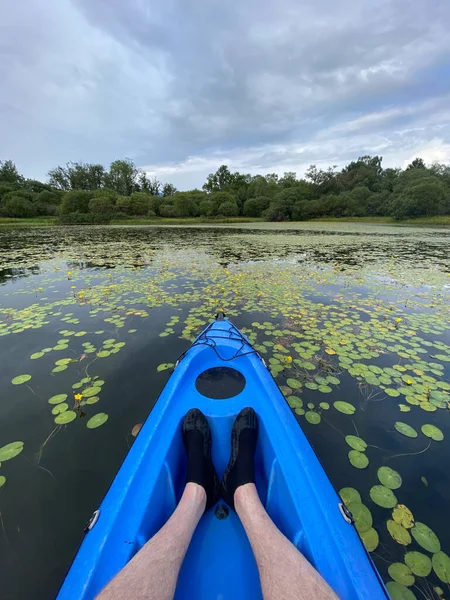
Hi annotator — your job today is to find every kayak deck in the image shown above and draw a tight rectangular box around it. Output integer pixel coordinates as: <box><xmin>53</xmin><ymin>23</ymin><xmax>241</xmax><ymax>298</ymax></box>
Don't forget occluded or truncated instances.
<box><xmin>57</xmin><ymin>319</ymin><xmax>387</xmax><ymax>600</ymax></box>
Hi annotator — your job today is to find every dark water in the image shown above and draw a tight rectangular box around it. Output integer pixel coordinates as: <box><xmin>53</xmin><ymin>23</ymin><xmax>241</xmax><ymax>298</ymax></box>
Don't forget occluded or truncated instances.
<box><xmin>0</xmin><ymin>223</ymin><xmax>449</xmax><ymax>600</ymax></box>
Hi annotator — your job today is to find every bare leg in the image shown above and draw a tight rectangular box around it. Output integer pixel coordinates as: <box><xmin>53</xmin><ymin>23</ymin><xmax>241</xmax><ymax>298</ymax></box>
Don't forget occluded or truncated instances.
<box><xmin>96</xmin><ymin>483</ymin><xmax>206</xmax><ymax>600</ymax></box>
<box><xmin>235</xmin><ymin>483</ymin><xmax>339</xmax><ymax>600</ymax></box>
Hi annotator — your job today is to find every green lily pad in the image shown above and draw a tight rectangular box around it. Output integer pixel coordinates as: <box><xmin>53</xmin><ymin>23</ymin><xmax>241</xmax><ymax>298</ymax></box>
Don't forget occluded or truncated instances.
<box><xmin>387</xmin><ymin>520</ymin><xmax>412</xmax><ymax>545</ymax></box>
<box><xmin>305</xmin><ymin>411</ymin><xmax>321</xmax><ymax>425</ymax></box>
<box><xmin>86</xmin><ymin>396</ymin><xmax>100</xmax><ymax>404</ymax></box>
<box><xmin>339</xmin><ymin>487</ymin><xmax>361</xmax><ymax>506</ymax></box>
<box><xmin>370</xmin><ymin>485</ymin><xmax>397</xmax><ymax>508</ymax></box>
<box><xmin>395</xmin><ymin>422</ymin><xmax>418</xmax><ymax>438</ymax></box>
<box><xmin>55</xmin><ymin>358</ymin><xmax>72</xmax><ymax>366</ymax></box>
<box><xmin>52</xmin><ymin>365</ymin><xmax>67</xmax><ymax>373</ymax></box>
<box><xmin>360</xmin><ymin>527</ymin><xmax>379</xmax><ymax>552</ymax></box>
<box><xmin>157</xmin><ymin>363</ymin><xmax>174</xmax><ymax>372</ymax></box>
<box><xmin>55</xmin><ymin>411</ymin><xmax>77</xmax><ymax>425</ymax></box>
<box><xmin>348</xmin><ymin>502</ymin><xmax>372</xmax><ymax>533</ymax></box>
<box><xmin>128</xmin><ymin>329</ymin><xmax>137</xmax><ymax>333</ymax></box>
<box><xmin>0</xmin><ymin>475</ymin><xmax>5</xmax><ymax>487</ymax></box>
<box><xmin>348</xmin><ymin>450</ymin><xmax>369</xmax><ymax>469</ymax></box>
<box><xmin>319</xmin><ymin>402</ymin><xmax>330</xmax><ymax>410</ymax></box>
<box><xmin>97</xmin><ymin>350</ymin><xmax>111</xmax><ymax>358</ymax></box>
<box><xmin>377</xmin><ymin>466</ymin><xmax>402</xmax><ymax>489</ymax></box>
<box><xmin>327</xmin><ymin>375</ymin><xmax>340</xmax><ymax>385</ymax></box>
<box><xmin>52</xmin><ymin>403</ymin><xmax>69</xmax><ymax>415</ymax></box>
<box><xmin>421</xmin><ymin>424</ymin><xmax>444</xmax><ymax>441</ymax></box>
<box><xmin>318</xmin><ymin>385</ymin><xmax>332</xmax><ymax>393</ymax></box>
<box><xmin>30</xmin><ymin>352</ymin><xmax>45</xmax><ymax>360</ymax></box>
<box><xmin>286</xmin><ymin>378</ymin><xmax>301</xmax><ymax>390</ymax></box>
<box><xmin>386</xmin><ymin>581</ymin><xmax>417</xmax><ymax>600</ymax></box>
<box><xmin>86</xmin><ymin>413</ymin><xmax>109</xmax><ymax>429</ymax></box>
<box><xmin>404</xmin><ymin>552</ymin><xmax>432</xmax><ymax>577</ymax></box>
<box><xmin>83</xmin><ymin>386</ymin><xmax>101</xmax><ymax>398</ymax></box>
<box><xmin>345</xmin><ymin>435</ymin><xmax>367</xmax><ymax>451</ymax></box>
<box><xmin>411</xmin><ymin>523</ymin><xmax>440</xmax><ymax>553</ymax></box>
<box><xmin>305</xmin><ymin>382</ymin><xmax>318</xmax><ymax>390</ymax></box>
<box><xmin>432</xmin><ymin>551</ymin><xmax>450</xmax><ymax>583</ymax></box>
<box><xmin>334</xmin><ymin>401</ymin><xmax>356</xmax><ymax>415</ymax></box>
<box><xmin>287</xmin><ymin>396</ymin><xmax>303</xmax><ymax>409</ymax></box>
<box><xmin>11</xmin><ymin>374</ymin><xmax>31</xmax><ymax>385</ymax></box>
<box><xmin>0</xmin><ymin>441</ymin><xmax>24</xmax><ymax>461</ymax></box>
<box><xmin>386</xmin><ymin>389</ymin><xmax>401</xmax><ymax>397</ymax></box>
<box><xmin>392</xmin><ymin>505</ymin><xmax>414</xmax><ymax>529</ymax></box>
<box><xmin>388</xmin><ymin>563</ymin><xmax>415</xmax><ymax>586</ymax></box>
<box><xmin>48</xmin><ymin>394</ymin><xmax>68</xmax><ymax>404</ymax></box>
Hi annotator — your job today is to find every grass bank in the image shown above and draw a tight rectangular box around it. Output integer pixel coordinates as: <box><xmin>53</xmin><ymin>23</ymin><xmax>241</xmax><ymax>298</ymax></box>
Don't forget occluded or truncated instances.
<box><xmin>1</xmin><ymin>215</ymin><xmax>449</xmax><ymax>227</ymax></box>
<box><xmin>310</xmin><ymin>216</ymin><xmax>450</xmax><ymax>226</ymax></box>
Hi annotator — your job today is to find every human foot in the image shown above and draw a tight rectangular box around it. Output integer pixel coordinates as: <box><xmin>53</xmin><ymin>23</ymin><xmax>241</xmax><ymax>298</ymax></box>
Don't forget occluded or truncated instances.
<box><xmin>221</xmin><ymin>407</ymin><xmax>258</xmax><ymax>510</ymax></box>
<box><xmin>182</xmin><ymin>408</ymin><xmax>220</xmax><ymax>510</ymax></box>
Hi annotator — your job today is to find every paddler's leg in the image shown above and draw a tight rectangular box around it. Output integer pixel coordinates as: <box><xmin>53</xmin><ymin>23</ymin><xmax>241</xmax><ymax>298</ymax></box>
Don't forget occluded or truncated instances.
<box><xmin>96</xmin><ymin>408</ymin><xmax>219</xmax><ymax>600</ymax></box>
<box><xmin>235</xmin><ymin>483</ymin><xmax>339</xmax><ymax>599</ymax></box>
<box><xmin>95</xmin><ymin>482</ymin><xmax>206</xmax><ymax>600</ymax></box>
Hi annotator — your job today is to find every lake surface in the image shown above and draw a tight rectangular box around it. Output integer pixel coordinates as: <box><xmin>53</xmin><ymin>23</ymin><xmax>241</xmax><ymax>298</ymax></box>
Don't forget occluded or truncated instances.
<box><xmin>0</xmin><ymin>222</ymin><xmax>449</xmax><ymax>600</ymax></box>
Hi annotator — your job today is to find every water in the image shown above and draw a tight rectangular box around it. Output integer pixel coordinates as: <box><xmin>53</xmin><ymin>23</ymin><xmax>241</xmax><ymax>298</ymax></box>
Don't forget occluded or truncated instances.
<box><xmin>0</xmin><ymin>223</ymin><xmax>449</xmax><ymax>600</ymax></box>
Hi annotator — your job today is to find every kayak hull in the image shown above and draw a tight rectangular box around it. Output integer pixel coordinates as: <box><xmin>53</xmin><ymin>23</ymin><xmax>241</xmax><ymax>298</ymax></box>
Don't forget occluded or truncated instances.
<box><xmin>56</xmin><ymin>319</ymin><xmax>387</xmax><ymax>600</ymax></box>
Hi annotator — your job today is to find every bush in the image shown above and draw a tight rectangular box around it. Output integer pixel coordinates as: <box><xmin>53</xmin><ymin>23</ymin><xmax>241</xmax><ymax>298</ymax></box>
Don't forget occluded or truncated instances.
<box><xmin>147</xmin><ymin>209</ymin><xmax>157</xmax><ymax>218</ymax></box>
<box><xmin>89</xmin><ymin>196</ymin><xmax>116</xmax><ymax>215</ymax></box>
<box><xmin>199</xmin><ymin>200</ymin><xmax>214</xmax><ymax>216</ymax></box>
<box><xmin>60</xmin><ymin>190</ymin><xmax>93</xmax><ymax>214</ymax></box>
<box><xmin>0</xmin><ymin>197</ymin><xmax>37</xmax><ymax>218</ymax></box>
<box><xmin>58</xmin><ymin>212</ymin><xmax>112</xmax><ymax>224</ymax></box>
<box><xmin>243</xmin><ymin>196</ymin><xmax>270</xmax><ymax>217</ymax></box>
<box><xmin>116</xmin><ymin>193</ymin><xmax>151</xmax><ymax>215</ymax></box>
<box><xmin>263</xmin><ymin>201</ymin><xmax>291</xmax><ymax>221</ymax></box>
<box><xmin>218</xmin><ymin>201</ymin><xmax>239</xmax><ymax>216</ymax></box>
<box><xmin>159</xmin><ymin>204</ymin><xmax>177</xmax><ymax>218</ymax></box>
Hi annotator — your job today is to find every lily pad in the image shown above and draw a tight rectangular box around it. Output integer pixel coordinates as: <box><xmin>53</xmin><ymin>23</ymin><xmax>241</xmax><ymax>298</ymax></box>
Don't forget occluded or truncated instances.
<box><xmin>11</xmin><ymin>374</ymin><xmax>31</xmax><ymax>385</ymax></box>
<box><xmin>432</xmin><ymin>551</ymin><xmax>450</xmax><ymax>583</ymax></box>
<box><xmin>387</xmin><ymin>520</ymin><xmax>412</xmax><ymax>545</ymax></box>
<box><xmin>286</xmin><ymin>378</ymin><xmax>301</xmax><ymax>390</ymax></box>
<box><xmin>30</xmin><ymin>352</ymin><xmax>45</xmax><ymax>359</ymax></box>
<box><xmin>395</xmin><ymin>422</ymin><xmax>418</xmax><ymax>438</ymax></box>
<box><xmin>305</xmin><ymin>411</ymin><xmax>321</xmax><ymax>425</ymax></box>
<box><xmin>392</xmin><ymin>505</ymin><xmax>414</xmax><ymax>529</ymax></box>
<box><xmin>334</xmin><ymin>401</ymin><xmax>356</xmax><ymax>415</ymax></box>
<box><xmin>48</xmin><ymin>394</ymin><xmax>68</xmax><ymax>404</ymax></box>
<box><xmin>386</xmin><ymin>581</ymin><xmax>417</xmax><ymax>600</ymax></box>
<box><xmin>388</xmin><ymin>563</ymin><xmax>415</xmax><ymax>587</ymax></box>
<box><xmin>52</xmin><ymin>403</ymin><xmax>69</xmax><ymax>415</ymax></box>
<box><xmin>52</xmin><ymin>365</ymin><xmax>67</xmax><ymax>373</ymax></box>
<box><xmin>370</xmin><ymin>485</ymin><xmax>397</xmax><ymax>508</ymax></box>
<box><xmin>347</xmin><ymin>502</ymin><xmax>372</xmax><ymax>533</ymax></box>
<box><xmin>377</xmin><ymin>466</ymin><xmax>402</xmax><ymax>490</ymax></box>
<box><xmin>54</xmin><ymin>411</ymin><xmax>77</xmax><ymax>425</ymax></box>
<box><xmin>86</xmin><ymin>396</ymin><xmax>100</xmax><ymax>404</ymax></box>
<box><xmin>157</xmin><ymin>363</ymin><xmax>174</xmax><ymax>372</ymax></box>
<box><xmin>360</xmin><ymin>527</ymin><xmax>379</xmax><ymax>552</ymax></box>
<box><xmin>345</xmin><ymin>435</ymin><xmax>367</xmax><ymax>451</ymax></box>
<box><xmin>339</xmin><ymin>487</ymin><xmax>361</xmax><ymax>506</ymax></box>
<box><xmin>83</xmin><ymin>386</ymin><xmax>101</xmax><ymax>398</ymax></box>
<box><xmin>421</xmin><ymin>424</ymin><xmax>444</xmax><ymax>441</ymax></box>
<box><xmin>318</xmin><ymin>385</ymin><xmax>332</xmax><ymax>393</ymax></box>
<box><xmin>411</xmin><ymin>523</ymin><xmax>440</xmax><ymax>553</ymax></box>
<box><xmin>86</xmin><ymin>413</ymin><xmax>109</xmax><ymax>429</ymax></box>
<box><xmin>0</xmin><ymin>475</ymin><xmax>5</xmax><ymax>487</ymax></box>
<box><xmin>348</xmin><ymin>450</ymin><xmax>369</xmax><ymax>469</ymax></box>
<box><xmin>305</xmin><ymin>382</ymin><xmax>318</xmax><ymax>390</ymax></box>
<box><xmin>404</xmin><ymin>552</ymin><xmax>432</xmax><ymax>577</ymax></box>
<box><xmin>0</xmin><ymin>441</ymin><xmax>24</xmax><ymax>461</ymax></box>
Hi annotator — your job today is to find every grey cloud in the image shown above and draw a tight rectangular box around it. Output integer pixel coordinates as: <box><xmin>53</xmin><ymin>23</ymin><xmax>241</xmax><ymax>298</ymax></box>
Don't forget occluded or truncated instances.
<box><xmin>1</xmin><ymin>0</ymin><xmax>450</xmax><ymax>184</ymax></box>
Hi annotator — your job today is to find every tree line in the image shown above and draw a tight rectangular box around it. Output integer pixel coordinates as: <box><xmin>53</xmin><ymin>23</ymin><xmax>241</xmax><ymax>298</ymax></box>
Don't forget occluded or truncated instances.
<box><xmin>1</xmin><ymin>155</ymin><xmax>449</xmax><ymax>223</ymax></box>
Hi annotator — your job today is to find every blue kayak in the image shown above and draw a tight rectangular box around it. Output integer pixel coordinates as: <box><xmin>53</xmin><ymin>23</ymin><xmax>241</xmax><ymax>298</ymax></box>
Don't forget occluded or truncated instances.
<box><xmin>57</xmin><ymin>317</ymin><xmax>388</xmax><ymax>600</ymax></box>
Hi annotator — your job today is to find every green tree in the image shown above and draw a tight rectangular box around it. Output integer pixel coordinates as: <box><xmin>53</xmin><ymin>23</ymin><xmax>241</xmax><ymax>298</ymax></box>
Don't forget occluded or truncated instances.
<box><xmin>0</xmin><ymin>197</ymin><xmax>36</xmax><ymax>218</ymax></box>
<box><xmin>199</xmin><ymin>200</ymin><xmax>214</xmax><ymax>216</ymax></box>
<box><xmin>406</xmin><ymin>157</ymin><xmax>426</xmax><ymax>170</ymax></box>
<box><xmin>162</xmin><ymin>183</ymin><xmax>177</xmax><ymax>196</ymax></box>
<box><xmin>0</xmin><ymin>160</ymin><xmax>24</xmax><ymax>185</ymax></box>
<box><xmin>89</xmin><ymin>196</ymin><xmax>116</xmax><ymax>215</ymax></box>
<box><xmin>243</xmin><ymin>197</ymin><xmax>270</xmax><ymax>217</ymax></box>
<box><xmin>106</xmin><ymin>159</ymin><xmax>140</xmax><ymax>195</ymax></box>
<box><xmin>60</xmin><ymin>190</ymin><xmax>93</xmax><ymax>214</ymax></box>
<box><xmin>218</xmin><ymin>201</ymin><xmax>239</xmax><ymax>216</ymax></box>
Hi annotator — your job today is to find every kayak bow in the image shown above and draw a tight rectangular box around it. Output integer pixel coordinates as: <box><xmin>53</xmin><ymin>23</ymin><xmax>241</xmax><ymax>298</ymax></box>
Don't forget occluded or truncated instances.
<box><xmin>57</xmin><ymin>317</ymin><xmax>388</xmax><ymax>600</ymax></box>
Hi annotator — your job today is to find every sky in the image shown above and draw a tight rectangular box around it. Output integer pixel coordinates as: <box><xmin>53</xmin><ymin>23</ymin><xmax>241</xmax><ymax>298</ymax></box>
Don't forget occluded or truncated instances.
<box><xmin>1</xmin><ymin>0</ymin><xmax>450</xmax><ymax>189</ymax></box>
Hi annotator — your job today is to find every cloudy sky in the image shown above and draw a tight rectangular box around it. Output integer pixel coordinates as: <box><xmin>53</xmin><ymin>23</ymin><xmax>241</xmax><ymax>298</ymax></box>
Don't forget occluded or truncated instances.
<box><xmin>2</xmin><ymin>0</ymin><xmax>450</xmax><ymax>189</ymax></box>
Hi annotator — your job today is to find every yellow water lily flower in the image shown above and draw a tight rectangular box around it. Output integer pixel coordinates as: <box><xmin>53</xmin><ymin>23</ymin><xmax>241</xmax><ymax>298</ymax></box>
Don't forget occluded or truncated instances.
<box><xmin>74</xmin><ymin>393</ymin><xmax>83</xmax><ymax>401</ymax></box>
<box><xmin>395</xmin><ymin>317</ymin><xmax>402</xmax><ymax>323</ymax></box>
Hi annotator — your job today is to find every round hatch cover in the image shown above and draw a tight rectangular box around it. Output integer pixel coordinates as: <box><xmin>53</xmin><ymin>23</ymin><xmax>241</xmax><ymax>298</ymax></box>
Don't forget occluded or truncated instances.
<box><xmin>195</xmin><ymin>367</ymin><xmax>246</xmax><ymax>400</ymax></box>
